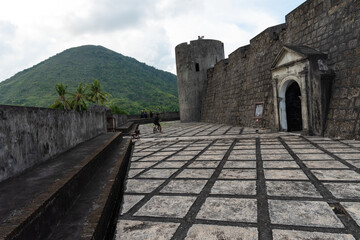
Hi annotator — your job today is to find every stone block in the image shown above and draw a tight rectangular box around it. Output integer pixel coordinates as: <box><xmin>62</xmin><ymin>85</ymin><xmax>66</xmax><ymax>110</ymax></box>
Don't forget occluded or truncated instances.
<box><xmin>154</xmin><ymin>161</ymin><xmax>187</xmax><ymax>168</ymax></box>
<box><xmin>161</xmin><ymin>180</ymin><xmax>207</xmax><ymax>194</ymax></box>
<box><xmin>135</xmin><ymin>196</ymin><xmax>196</xmax><ymax>218</ymax></box>
<box><xmin>263</xmin><ymin>161</ymin><xmax>299</xmax><ymax>168</ymax></box>
<box><xmin>196</xmin><ymin>198</ymin><xmax>257</xmax><ymax>222</ymax></box>
<box><xmin>218</xmin><ymin>169</ymin><xmax>257</xmax><ymax>179</ymax></box>
<box><xmin>188</xmin><ymin>161</ymin><xmax>219</xmax><ymax>168</ymax></box>
<box><xmin>341</xmin><ymin>202</ymin><xmax>360</xmax><ymax>226</ymax></box>
<box><xmin>176</xmin><ymin>169</ymin><xmax>215</xmax><ymax>179</ymax></box>
<box><xmin>324</xmin><ymin>183</ymin><xmax>360</xmax><ymax>199</ymax></box>
<box><xmin>348</xmin><ymin>39</ymin><xmax>358</xmax><ymax>49</ymax></box>
<box><xmin>269</xmin><ymin>200</ymin><xmax>344</xmax><ymax>228</ymax></box>
<box><xmin>137</xmin><ymin>169</ymin><xmax>178</xmax><ymax>179</ymax></box>
<box><xmin>354</xmin><ymin>98</ymin><xmax>360</xmax><ymax>107</ymax></box>
<box><xmin>186</xmin><ymin>225</ymin><xmax>257</xmax><ymax>240</ymax></box>
<box><xmin>125</xmin><ymin>179</ymin><xmax>165</xmax><ymax>193</ymax></box>
<box><xmin>264</xmin><ymin>169</ymin><xmax>309</xmax><ymax>180</ymax></box>
<box><xmin>115</xmin><ymin>220</ymin><xmax>179</xmax><ymax>239</ymax></box>
<box><xmin>223</xmin><ymin>161</ymin><xmax>256</xmax><ymax>168</ymax></box>
<box><xmin>266</xmin><ymin>181</ymin><xmax>321</xmax><ymax>197</ymax></box>
<box><xmin>272</xmin><ymin>229</ymin><xmax>355</xmax><ymax>240</ymax></box>
<box><xmin>303</xmin><ymin>160</ymin><xmax>348</xmax><ymax>168</ymax></box>
<box><xmin>311</xmin><ymin>169</ymin><xmax>360</xmax><ymax>180</ymax></box>
<box><xmin>211</xmin><ymin>180</ymin><xmax>256</xmax><ymax>195</ymax></box>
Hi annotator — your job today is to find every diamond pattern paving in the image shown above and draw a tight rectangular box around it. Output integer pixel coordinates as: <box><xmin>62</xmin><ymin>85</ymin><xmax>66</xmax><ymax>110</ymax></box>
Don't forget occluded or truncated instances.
<box><xmin>115</xmin><ymin>121</ymin><xmax>360</xmax><ymax>240</ymax></box>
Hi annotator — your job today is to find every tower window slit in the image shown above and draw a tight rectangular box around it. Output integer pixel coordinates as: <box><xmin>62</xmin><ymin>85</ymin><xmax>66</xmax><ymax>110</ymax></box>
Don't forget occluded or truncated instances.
<box><xmin>195</xmin><ymin>63</ymin><xmax>200</xmax><ymax>72</ymax></box>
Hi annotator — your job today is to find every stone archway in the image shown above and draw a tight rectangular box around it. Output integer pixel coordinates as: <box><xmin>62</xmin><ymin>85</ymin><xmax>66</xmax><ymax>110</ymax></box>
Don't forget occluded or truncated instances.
<box><xmin>278</xmin><ymin>79</ymin><xmax>303</xmax><ymax>132</ymax></box>
<box><xmin>285</xmin><ymin>82</ymin><xmax>302</xmax><ymax>131</ymax></box>
<box><xmin>271</xmin><ymin>45</ymin><xmax>334</xmax><ymax>136</ymax></box>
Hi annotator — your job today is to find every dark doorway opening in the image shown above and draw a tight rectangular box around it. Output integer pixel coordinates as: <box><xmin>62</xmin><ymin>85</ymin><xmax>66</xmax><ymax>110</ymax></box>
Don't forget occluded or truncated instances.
<box><xmin>195</xmin><ymin>63</ymin><xmax>200</xmax><ymax>72</ymax></box>
<box><xmin>286</xmin><ymin>82</ymin><xmax>302</xmax><ymax>132</ymax></box>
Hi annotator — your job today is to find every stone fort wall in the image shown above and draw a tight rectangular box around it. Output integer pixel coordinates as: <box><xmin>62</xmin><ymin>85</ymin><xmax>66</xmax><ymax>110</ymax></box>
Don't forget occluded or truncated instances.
<box><xmin>201</xmin><ymin>0</ymin><xmax>360</xmax><ymax>139</ymax></box>
<box><xmin>0</xmin><ymin>105</ymin><xmax>107</xmax><ymax>182</ymax></box>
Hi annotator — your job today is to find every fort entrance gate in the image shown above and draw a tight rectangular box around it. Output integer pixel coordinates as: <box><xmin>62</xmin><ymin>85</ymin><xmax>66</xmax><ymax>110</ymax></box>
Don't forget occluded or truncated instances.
<box><xmin>285</xmin><ymin>81</ymin><xmax>302</xmax><ymax>132</ymax></box>
<box><xmin>272</xmin><ymin>45</ymin><xmax>334</xmax><ymax>135</ymax></box>
<box><xmin>276</xmin><ymin>76</ymin><xmax>306</xmax><ymax>133</ymax></box>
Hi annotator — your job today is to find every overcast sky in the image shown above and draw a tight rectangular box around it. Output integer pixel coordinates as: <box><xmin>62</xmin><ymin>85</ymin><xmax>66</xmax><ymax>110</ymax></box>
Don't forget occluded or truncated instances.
<box><xmin>0</xmin><ymin>0</ymin><xmax>305</xmax><ymax>82</ymax></box>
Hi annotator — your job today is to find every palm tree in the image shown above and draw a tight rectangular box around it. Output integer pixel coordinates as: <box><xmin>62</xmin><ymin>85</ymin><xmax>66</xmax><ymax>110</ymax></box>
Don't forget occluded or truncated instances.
<box><xmin>50</xmin><ymin>83</ymin><xmax>71</xmax><ymax>110</ymax></box>
<box><xmin>86</xmin><ymin>79</ymin><xmax>110</xmax><ymax>105</ymax></box>
<box><xmin>70</xmin><ymin>82</ymin><xmax>88</xmax><ymax>111</ymax></box>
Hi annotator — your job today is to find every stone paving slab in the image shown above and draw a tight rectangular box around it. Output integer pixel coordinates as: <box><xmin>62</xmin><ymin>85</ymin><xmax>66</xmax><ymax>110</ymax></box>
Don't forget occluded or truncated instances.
<box><xmin>324</xmin><ymin>183</ymin><xmax>360</xmax><ymax>199</ymax></box>
<box><xmin>160</xmin><ymin>180</ymin><xmax>207</xmax><ymax>194</ymax></box>
<box><xmin>186</xmin><ymin>224</ymin><xmax>258</xmax><ymax>240</ymax></box>
<box><xmin>196</xmin><ymin>197</ymin><xmax>257</xmax><ymax>222</ymax></box>
<box><xmin>117</xmin><ymin>220</ymin><xmax>179</xmax><ymax>239</ymax></box>
<box><xmin>268</xmin><ymin>200</ymin><xmax>344</xmax><ymax>228</ymax></box>
<box><xmin>210</xmin><ymin>180</ymin><xmax>256</xmax><ymax>195</ymax></box>
<box><xmin>272</xmin><ymin>229</ymin><xmax>356</xmax><ymax>240</ymax></box>
<box><xmin>266</xmin><ymin>181</ymin><xmax>321</xmax><ymax>197</ymax></box>
<box><xmin>135</xmin><ymin>196</ymin><xmax>197</xmax><ymax>218</ymax></box>
<box><xmin>342</xmin><ymin>202</ymin><xmax>360</xmax><ymax>226</ymax></box>
<box><xmin>115</xmin><ymin>121</ymin><xmax>360</xmax><ymax>240</ymax></box>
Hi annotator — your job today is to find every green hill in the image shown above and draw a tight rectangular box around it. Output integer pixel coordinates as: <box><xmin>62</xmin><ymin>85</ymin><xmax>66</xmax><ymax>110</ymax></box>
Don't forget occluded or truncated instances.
<box><xmin>0</xmin><ymin>45</ymin><xmax>178</xmax><ymax>114</ymax></box>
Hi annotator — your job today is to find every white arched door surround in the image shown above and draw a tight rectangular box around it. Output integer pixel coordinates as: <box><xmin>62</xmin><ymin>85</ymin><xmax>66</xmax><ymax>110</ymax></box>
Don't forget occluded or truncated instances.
<box><xmin>271</xmin><ymin>45</ymin><xmax>334</xmax><ymax>136</ymax></box>
<box><xmin>278</xmin><ymin>77</ymin><xmax>305</xmax><ymax>131</ymax></box>
<box><xmin>279</xmin><ymin>79</ymin><xmax>295</xmax><ymax>131</ymax></box>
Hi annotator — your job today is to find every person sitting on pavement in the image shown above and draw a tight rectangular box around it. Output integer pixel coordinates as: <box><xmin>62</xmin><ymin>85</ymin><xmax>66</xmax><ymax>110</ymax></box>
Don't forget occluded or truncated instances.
<box><xmin>131</xmin><ymin>129</ymin><xmax>140</xmax><ymax>139</ymax></box>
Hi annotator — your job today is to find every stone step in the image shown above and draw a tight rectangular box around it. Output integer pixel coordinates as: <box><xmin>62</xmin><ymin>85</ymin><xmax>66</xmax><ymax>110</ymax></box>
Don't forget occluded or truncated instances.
<box><xmin>0</xmin><ymin>132</ymin><xmax>132</xmax><ymax>240</ymax></box>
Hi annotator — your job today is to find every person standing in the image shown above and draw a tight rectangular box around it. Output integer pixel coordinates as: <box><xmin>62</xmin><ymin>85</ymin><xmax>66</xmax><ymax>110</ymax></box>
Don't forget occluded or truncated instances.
<box><xmin>153</xmin><ymin>113</ymin><xmax>162</xmax><ymax>133</ymax></box>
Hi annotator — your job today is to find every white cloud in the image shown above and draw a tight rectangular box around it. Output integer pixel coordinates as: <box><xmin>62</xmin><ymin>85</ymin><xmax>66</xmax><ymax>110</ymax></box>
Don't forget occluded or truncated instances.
<box><xmin>0</xmin><ymin>21</ymin><xmax>16</xmax><ymax>54</ymax></box>
<box><xmin>0</xmin><ymin>0</ymin><xmax>305</xmax><ymax>81</ymax></box>
<box><xmin>66</xmin><ymin>0</ymin><xmax>155</xmax><ymax>33</ymax></box>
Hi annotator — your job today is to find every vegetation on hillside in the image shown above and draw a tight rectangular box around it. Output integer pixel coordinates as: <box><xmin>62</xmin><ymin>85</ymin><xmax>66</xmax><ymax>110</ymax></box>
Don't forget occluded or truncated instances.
<box><xmin>0</xmin><ymin>45</ymin><xmax>178</xmax><ymax>114</ymax></box>
<box><xmin>109</xmin><ymin>104</ymin><xmax>129</xmax><ymax>115</ymax></box>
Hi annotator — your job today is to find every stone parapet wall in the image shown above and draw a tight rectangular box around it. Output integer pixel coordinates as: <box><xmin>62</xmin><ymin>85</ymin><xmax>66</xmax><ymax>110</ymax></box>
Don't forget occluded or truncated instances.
<box><xmin>160</xmin><ymin>111</ymin><xmax>181</xmax><ymax>121</ymax></box>
<box><xmin>127</xmin><ymin>112</ymin><xmax>180</xmax><ymax>121</ymax></box>
<box><xmin>201</xmin><ymin>0</ymin><xmax>360</xmax><ymax>139</ymax></box>
<box><xmin>113</xmin><ymin>114</ymin><xmax>128</xmax><ymax>127</ymax></box>
<box><xmin>0</xmin><ymin>105</ymin><xmax>106</xmax><ymax>182</ymax></box>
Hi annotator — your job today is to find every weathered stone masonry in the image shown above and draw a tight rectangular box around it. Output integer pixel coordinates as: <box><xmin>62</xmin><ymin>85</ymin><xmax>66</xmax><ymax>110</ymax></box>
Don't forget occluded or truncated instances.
<box><xmin>0</xmin><ymin>105</ymin><xmax>107</xmax><ymax>182</ymax></box>
<box><xmin>176</xmin><ymin>40</ymin><xmax>225</xmax><ymax>122</ymax></box>
<box><xmin>177</xmin><ymin>0</ymin><xmax>360</xmax><ymax>139</ymax></box>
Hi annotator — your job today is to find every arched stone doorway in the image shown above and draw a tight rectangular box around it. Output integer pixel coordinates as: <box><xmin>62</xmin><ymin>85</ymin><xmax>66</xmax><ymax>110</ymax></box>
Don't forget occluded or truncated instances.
<box><xmin>272</xmin><ymin>45</ymin><xmax>334</xmax><ymax>135</ymax></box>
<box><xmin>278</xmin><ymin>79</ymin><xmax>304</xmax><ymax>132</ymax></box>
<box><xmin>285</xmin><ymin>82</ymin><xmax>302</xmax><ymax>131</ymax></box>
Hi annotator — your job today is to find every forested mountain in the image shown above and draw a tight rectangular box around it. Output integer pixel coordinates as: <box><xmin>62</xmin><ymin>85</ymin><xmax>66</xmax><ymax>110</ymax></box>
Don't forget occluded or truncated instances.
<box><xmin>0</xmin><ymin>45</ymin><xmax>178</xmax><ymax>114</ymax></box>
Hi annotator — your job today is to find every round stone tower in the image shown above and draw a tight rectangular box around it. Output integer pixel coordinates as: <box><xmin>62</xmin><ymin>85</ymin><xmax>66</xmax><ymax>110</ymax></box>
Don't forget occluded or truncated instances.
<box><xmin>175</xmin><ymin>39</ymin><xmax>224</xmax><ymax>122</ymax></box>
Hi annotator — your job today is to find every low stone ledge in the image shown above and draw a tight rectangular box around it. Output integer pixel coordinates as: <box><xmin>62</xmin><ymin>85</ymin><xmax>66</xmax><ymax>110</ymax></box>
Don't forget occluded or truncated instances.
<box><xmin>0</xmin><ymin>132</ymin><xmax>122</xmax><ymax>240</ymax></box>
<box><xmin>81</xmin><ymin>139</ymin><xmax>133</xmax><ymax>239</ymax></box>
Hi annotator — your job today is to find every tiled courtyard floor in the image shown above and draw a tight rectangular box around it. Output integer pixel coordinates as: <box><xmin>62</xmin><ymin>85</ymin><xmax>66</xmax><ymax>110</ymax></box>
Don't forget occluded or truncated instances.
<box><xmin>115</xmin><ymin>122</ymin><xmax>360</xmax><ymax>240</ymax></box>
